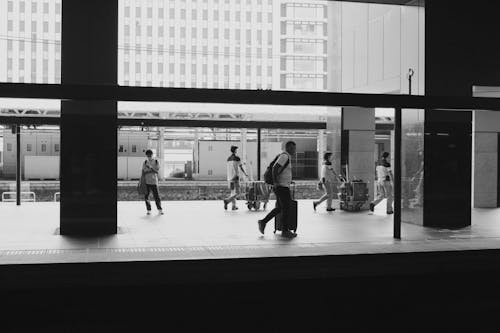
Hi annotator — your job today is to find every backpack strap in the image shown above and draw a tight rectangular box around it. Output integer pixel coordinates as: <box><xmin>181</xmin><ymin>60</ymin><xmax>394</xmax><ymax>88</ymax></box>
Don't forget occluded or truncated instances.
<box><xmin>276</xmin><ymin>153</ymin><xmax>290</xmax><ymax>176</ymax></box>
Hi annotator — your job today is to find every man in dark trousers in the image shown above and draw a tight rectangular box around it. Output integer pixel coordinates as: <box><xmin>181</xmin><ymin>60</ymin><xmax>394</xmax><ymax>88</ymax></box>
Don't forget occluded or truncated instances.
<box><xmin>370</xmin><ymin>151</ymin><xmax>393</xmax><ymax>214</ymax></box>
<box><xmin>143</xmin><ymin>149</ymin><xmax>163</xmax><ymax>215</ymax></box>
<box><xmin>257</xmin><ymin>141</ymin><xmax>297</xmax><ymax>238</ymax></box>
<box><xmin>223</xmin><ymin>145</ymin><xmax>248</xmax><ymax>210</ymax></box>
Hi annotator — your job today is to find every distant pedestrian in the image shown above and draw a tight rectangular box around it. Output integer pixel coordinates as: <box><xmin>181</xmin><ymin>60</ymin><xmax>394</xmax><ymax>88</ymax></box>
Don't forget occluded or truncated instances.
<box><xmin>258</xmin><ymin>141</ymin><xmax>297</xmax><ymax>238</ymax></box>
<box><xmin>143</xmin><ymin>149</ymin><xmax>163</xmax><ymax>215</ymax></box>
<box><xmin>223</xmin><ymin>145</ymin><xmax>248</xmax><ymax>210</ymax></box>
<box><xmin>313</xmin><ymin>152</ymin><xmax>340</xmax><ymax>212</ymax></box>
<box><xmin>370</xmin><ymin>152</ymin><xmax>393</xmax><ymax>214</ymax></box>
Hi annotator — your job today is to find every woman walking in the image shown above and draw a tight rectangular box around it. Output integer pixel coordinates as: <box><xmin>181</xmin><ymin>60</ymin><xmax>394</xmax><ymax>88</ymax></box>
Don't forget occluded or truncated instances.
<box><xmin>313</xmin><ymin>152</ymin><xmax>340</xmax><ymax>212</ymax></box>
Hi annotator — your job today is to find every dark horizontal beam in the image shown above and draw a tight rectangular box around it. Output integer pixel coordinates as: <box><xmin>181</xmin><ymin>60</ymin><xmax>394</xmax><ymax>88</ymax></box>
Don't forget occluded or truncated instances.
<box><xmin>118</xmin><ymin>118</ymin><xmax>326</xmax><ymax>130</ymax></box>
<box><xmin>0</xmin><ymin>116</ymin><xmax>325</xmax><ymax>130</ymax></box>
<box><xmin>0</xmin><ymin>116</ymin><xmax>60</xmax><ymax>125</ymax></box>
<box><xmin>1</xmin><ymin>83</ymin><xmax>500</xmax><ymax>111</ymax></box>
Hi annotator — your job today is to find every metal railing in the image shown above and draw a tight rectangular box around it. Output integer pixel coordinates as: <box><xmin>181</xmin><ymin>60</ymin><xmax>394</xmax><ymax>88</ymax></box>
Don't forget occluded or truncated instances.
<box><xmin>1</xmin><ymin>191</ymin><xmax>36</xmax><ymax>202</ymax></box>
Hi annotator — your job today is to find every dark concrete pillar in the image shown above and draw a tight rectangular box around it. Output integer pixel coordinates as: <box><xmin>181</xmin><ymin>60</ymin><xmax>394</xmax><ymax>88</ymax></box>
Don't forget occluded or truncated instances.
<box><xmin>60</xmin><ymin>0</ymin><xmax>118</xmax><ymax>235</ymax></box>
<box><xmin>423</xmin><ymin>110</ymin><xmax>472</xmax><ymax>228</ymax></box>
<box><xmin>340</xmin><ymin>107</ymin><xmax>375</xmax><ymax>210</ymax></box>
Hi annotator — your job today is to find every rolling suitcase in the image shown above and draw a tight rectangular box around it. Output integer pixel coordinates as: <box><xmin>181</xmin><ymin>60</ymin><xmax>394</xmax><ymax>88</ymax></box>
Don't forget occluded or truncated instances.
<box><xmin>274</xmin><ymin>184</ymin><xmax>297</xmax><ymax>233</ymax></box>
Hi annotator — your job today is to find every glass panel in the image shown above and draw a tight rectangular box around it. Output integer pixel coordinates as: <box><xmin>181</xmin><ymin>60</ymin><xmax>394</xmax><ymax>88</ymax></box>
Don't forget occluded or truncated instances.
<box><xmin>118</xmin><ymin>101</ymin><xmax>328</xmax><ymax>123</ymax></box>
<box><xmin>261</xmin><ymin>129</ymin><xmax>320</xmax><ymax>181</ymax></box>
<box><xmin>401</xmin><ymin>108</ymin><xmax>424</xmax><ymax>225</ymax></box>
<box><xmin>0</xmin><ymin>0</ymin><xmax>62</xmax><ymax>83</ymax></box>
<box><xmin>117</xmin><ymin>0</ymin><xmax>424</xmax><ymax>94</ymax></box>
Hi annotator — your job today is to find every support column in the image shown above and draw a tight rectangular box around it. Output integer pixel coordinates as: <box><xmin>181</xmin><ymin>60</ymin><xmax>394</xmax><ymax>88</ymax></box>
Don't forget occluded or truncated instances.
<box><xmin>326</xmin><ymin>107</ymin><xmax>342</xmax><ymax>176</ymax></box>
<box><xmin>193</xmin><ymin>129</ymin><xmax>199</xmax><ymax>176</ymax></box>
<box><xmin>424</xmin><ymin>110</ymin><xmax>472</xmax><ymax>228</ymax></box>
<box><xmin>257</xmin><ymin>128</ymin><xmax>261</xmax><ymax>181</ymax></box>
<box><xmin>341</xmin><ymin>107</ymin><xmax>376</xmax><ymax>210</ymax></box>
<box><xmin>240</xmin><ymin>128</ymin><xmax>248</xmax><ymax>178</ymax></box>
<box><xmin>472</xmin><ymin>111</ymin><xmax>500</xmax><ymax>208</ymax></box>
<box><xmin>60</xmin><ymin>0</ymin><xmax>118</xmax><ymax>235</ymax></box>
<box><xmin>15</xmin><ymin>124</ymin><xmax>20</xmax><ymax>206</ymax></box>
<box><xmin>158</xmin><ymin>127</ymin><xmax>165</xmax><ymax>181</ymax></box>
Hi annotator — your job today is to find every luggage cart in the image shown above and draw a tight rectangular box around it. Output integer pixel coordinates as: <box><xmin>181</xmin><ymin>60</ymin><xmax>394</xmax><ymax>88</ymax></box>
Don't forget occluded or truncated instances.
<box><xmin>338</xmin><ymin>178</ymin><xmax>369</xmax><ymax>212</ymax></box>
<box><xmin>244</xmin><ymin>181</ymin><xmax>271</xmax><ymax>211</ymax></box>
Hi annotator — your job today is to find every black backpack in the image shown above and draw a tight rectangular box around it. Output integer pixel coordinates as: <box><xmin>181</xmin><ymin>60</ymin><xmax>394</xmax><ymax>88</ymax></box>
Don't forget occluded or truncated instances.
<box><xmin>263</xmin><ymin>153</ymin><xmax>290</xmax><ymax>185</ymax></box>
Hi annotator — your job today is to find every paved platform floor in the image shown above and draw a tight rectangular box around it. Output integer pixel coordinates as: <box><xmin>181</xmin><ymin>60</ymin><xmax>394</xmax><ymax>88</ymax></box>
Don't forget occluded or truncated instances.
<box><xmin>0</xmin><ymin>200</ymin><xmax>500</xmax><ymax>264</ymax></box>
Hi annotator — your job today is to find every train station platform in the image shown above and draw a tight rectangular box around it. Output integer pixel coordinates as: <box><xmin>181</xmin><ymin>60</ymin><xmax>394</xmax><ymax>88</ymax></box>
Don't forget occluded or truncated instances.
<box><xmin>0</xmin><ymin>200</ymin><xmax>500</xmax><ymax>265</ymax></box>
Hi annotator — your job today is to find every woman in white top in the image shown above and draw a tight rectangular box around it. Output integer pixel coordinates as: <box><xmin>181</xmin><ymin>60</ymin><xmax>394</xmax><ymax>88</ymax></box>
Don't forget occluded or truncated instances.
<box><xmin>313</xmin><ymin>152</ymin><xmax>340</xmax><ymax>212</ymax></box>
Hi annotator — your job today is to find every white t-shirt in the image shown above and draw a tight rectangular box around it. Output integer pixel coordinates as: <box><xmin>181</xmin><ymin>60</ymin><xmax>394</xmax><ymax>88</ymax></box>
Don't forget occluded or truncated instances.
<box><xmin>321</xmin><ymin>164</ymin><xmax>337</xmax><ymax>183</ymax></box>
<box><xmin>275</xmin><ymin>153</ymin><xmax>292</xmax><ymax>187</ymax></box>
<box><xmin>226</xmin><ymin>154</ymin><xmax>242</xmax><ymax>182</ymax></box>
<box><xmin>376</xmin><ymin>159</ymin><xmax>391</xmax><ymax>182</ymax></box>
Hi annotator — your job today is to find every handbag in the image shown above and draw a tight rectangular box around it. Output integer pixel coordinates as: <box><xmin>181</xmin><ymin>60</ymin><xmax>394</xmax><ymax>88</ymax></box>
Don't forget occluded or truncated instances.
<box><xmin>317</xmin><ymin>181</ymin><xmax>324</xmax><ymax>191</ymax></box>
<box><xmin>137</xmin><ymin>170</ymin><xmax>148</xmax><ymax>195</ymax></box>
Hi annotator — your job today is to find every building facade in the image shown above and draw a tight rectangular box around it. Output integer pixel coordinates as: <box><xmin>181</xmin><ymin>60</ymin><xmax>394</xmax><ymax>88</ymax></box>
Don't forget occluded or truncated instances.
<box><xmin>0</xmin><ymin>0</ymin><xmax>62</xmax><ymax>84</ymax></box>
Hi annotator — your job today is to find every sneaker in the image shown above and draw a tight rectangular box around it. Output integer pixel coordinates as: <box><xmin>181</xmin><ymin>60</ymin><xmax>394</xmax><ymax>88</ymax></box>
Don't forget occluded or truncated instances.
<box><xmin>369</xmin><ymin>203</ymin><xmax>375</xmax><ymax>212</ymax></box>
<box><xmin>232</xmin><ymin>206</ymin><xmax>239</xmax><ymax>211</ymax></box>
<box><xmin>258</xmin><ymin>220</ymin><xmax>266</xmax><ymax>234</ymax></box>
<box><xmin>159</xmin><ymin>209</ymin><xmax>164</xmax><ymax>215</ymax></box>
<box><xmin>281</xmin><ymin>230</ymin><xmax>297</xmax><ymax>238</ymax></box>
<box><xmin>326</xmin><ymin>208</ymin><xmax>335</xmax><ymax>212</ymax></box>
<box><xmin>146</xmin><ymin>210</ymin><xmax>151</xmax><ymax>215</ymax></box>
<box><xmin>387</xmin><ymin>211</ymin><xmax>394</xmax><ymax>215</ymax></box>
<box><xmin>223</xmin><ymin>200</ymin><xmax>228</xmax><ymax>211</ymax></box>
<box><xmin>313</xmin><ymin>202</ymin><xmax>317</xmax><ymax>211</ymax></box>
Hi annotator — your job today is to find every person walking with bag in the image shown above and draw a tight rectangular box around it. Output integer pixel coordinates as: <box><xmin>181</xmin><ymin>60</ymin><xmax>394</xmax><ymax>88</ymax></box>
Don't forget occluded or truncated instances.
<box><xmin>142</xmin><ymin>149</ymin><xmax>163</xmax><ymax>215</ymax></box>
<box><xmin>313</xmin><ymin>152</ymin><xmax>340</xmax><ymax>212</ymax></box>
<box><xmin>257</xmin><ymin>141</ymin><xmax>297</xmax><ymax>238</ymax></box>
<box><xmin>223</xmin><ymin>145</ymin><xmax>248</xmax><ymax>211</ymax></box>
<box><xmin>370</xmin><ymin>151</ymin><xmax>394</xmax><ymax>214</ymax></box>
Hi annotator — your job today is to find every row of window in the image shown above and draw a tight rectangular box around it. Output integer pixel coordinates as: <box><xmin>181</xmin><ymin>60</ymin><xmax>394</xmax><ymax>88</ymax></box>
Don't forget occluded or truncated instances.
<box><xmin>123</xmin><ymin>0</ymin><xmax>273</xmax><ymax>8</ymax></box>
<box><xmin>6</xmin><ymin>20</ymin><xmax>61</xmax><ymax>33</ymax></box>
<box><xmin>7</xmin><ymin>40</ymin><xmax>61</xmax><ymax>53</ymax></box>
<box><xmin>124</xmin><ymin>62</ymin><xmax>274</xmax><ymax>76</ymax></box>
<box><xmin>124</xmin><ymin>7</ymin><xmax>273</xmax><ymax>22</ymax></box>
<box><xmin>280</xmin><ymin>4</ymin><xmax>328</xmax><ymax>20</ymax></box>
<box><xmin>124</xmin><ymin>26</ymin><xmax>274</xmax><ymax>44</ymax></box>
<box><xmin>6</xmin><ymin>143</ymin><xmax>60</xmax><ymax>153</ymax></box>
<box><xmin>7</xmin><ymin>1</ymin><xmax>61</xmax><ymax>14</ymax></box>
<box><xmin>120</xmin><ymin>80</ymin><xmax>273</xmax><ymax>90</ymax></box>
<box><xmin>121</xmin><ymin>46</ymin><xmax>275</xmax><ymax>59</ymax></box>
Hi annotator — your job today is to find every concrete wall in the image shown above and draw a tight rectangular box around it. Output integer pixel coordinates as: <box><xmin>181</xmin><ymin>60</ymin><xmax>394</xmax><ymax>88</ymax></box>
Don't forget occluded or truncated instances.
<box><xmin>343</xmin><ymin>107</ymin><xmax>375</xmax><ymax>208</ymax></box>
<box><xmin>473</xmin><ymin>111</ymin><xmax>500</xmax><ymax>208</ymax></box>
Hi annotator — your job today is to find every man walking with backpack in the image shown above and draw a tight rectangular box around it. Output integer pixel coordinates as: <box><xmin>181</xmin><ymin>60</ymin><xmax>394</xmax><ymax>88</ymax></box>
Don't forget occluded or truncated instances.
<box><xmin>258</xmin><ymin>141</ymin><xmax>297</xmax><ymax>238</ymax></box>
